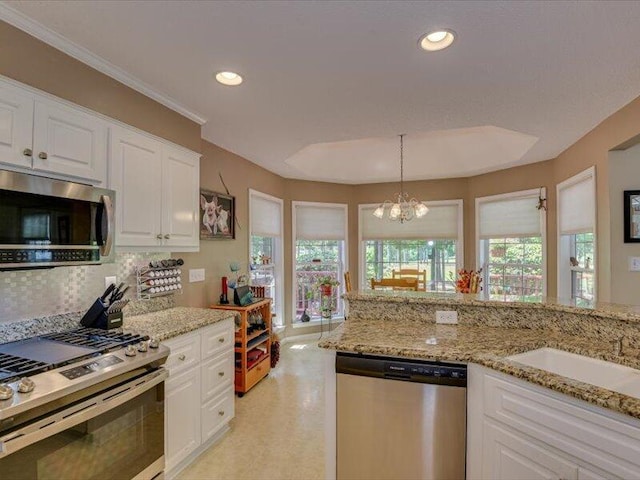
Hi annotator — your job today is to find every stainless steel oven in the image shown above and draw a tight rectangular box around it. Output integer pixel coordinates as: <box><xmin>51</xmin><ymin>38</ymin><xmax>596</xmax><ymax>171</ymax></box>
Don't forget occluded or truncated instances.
<box><xmin>0</xmin><ymin>367</ymin><xmax>167</xmax><ymax>480</ymax></box>
<box><xmin>0</xmin><ymin>169</ymin><xmax>115</xmax><ymax>269</ymax></box>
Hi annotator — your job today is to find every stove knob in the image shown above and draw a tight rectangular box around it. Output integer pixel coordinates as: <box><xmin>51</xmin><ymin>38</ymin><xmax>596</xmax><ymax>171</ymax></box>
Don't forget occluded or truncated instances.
<box><xmin>17</xmin><ymin>377</ymin><xmax>35</xmax><ymax>394</ymax></box>
<box><xmin>137</xmin><ymin>341</ymin><xmax>148</xmax><ymax>352</ymax></box>
<box><xmin>149</xmin><ymin>338</ymin><xmax>160</xmax><ymax>349</ymax></box>
<box><xmin>125</xmin><ymin>345</ymin><xmax>137</xmax><ymax>357</ymax></box>
<box><xmin>0</xmin><ymin>384</ymin><xmax>14</xmax><ymax>400</ymax></box>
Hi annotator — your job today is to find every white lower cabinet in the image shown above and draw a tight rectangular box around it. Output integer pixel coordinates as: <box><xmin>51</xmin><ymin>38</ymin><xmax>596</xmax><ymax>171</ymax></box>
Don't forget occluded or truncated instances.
<box><xmin>163</xmin><ymin>319</ymin><xmax>235</xmax><ymax>477</ymax></box>
<box><xmin>468</xmin><ymin>364</ymin><xmax>640</xmax><ymax>480</ymax></box>
<box><xmin>165</xmin><ymin>367</ymin><xmax>201</xmax><ymax>470</ymax></box>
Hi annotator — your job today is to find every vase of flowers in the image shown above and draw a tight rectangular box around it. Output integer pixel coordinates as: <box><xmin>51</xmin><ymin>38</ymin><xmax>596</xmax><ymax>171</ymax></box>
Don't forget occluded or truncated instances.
<box><xmin>451</xmin><ymin>268</ymin><xmax>483</xmax><ymax>293</ymax></box>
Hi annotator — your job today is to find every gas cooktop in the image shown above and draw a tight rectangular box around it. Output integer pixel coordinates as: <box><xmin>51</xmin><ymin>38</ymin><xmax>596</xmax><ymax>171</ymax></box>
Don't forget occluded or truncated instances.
<box><xmin>0</xmin><ymin>328</ymin><xmax>148</xmax><ymax>383</ymax></box>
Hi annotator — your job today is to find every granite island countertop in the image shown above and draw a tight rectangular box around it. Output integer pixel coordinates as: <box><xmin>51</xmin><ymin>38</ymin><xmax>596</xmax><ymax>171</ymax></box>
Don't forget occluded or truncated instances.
<box><xmin>319</xmin><ymin>318</ymin><xmax>640</xmax><ymax>420</ymax></box>
<box><xmin>345</xmin><ymin>290</ymin><xmax>640</xmax><ymax>324</ymax></box>
<box><xmin>124</xmin><ymin>306</ymin><xmax>236</xmax><ymax>341</ymax></box>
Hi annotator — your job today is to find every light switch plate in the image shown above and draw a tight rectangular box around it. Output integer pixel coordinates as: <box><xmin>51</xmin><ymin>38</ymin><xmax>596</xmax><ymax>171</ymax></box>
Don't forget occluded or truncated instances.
<box><xmin>629</xmin><ymin>257</ymin><xmax>640</xmax><ymax>272</ymax></box>
<box><xmin>436</xmin><ymin>310</ymin><xmax>458</xmax><ymax>324</ymax></box>
<box><xmin>105</xmin><ymin>276</ymin><xmax>117</xmax><ymax>289</ymax></box>
<box><xmin>189</xmin><ymin>268</ymin><xmax>205</xmax><ymax>283</ymax></box>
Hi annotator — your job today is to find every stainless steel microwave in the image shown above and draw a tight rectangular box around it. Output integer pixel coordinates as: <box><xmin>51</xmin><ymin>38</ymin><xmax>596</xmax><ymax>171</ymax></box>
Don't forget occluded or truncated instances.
<box><xmin>0</xmin><ymin>170</ymin><xmax>115</xmax><ymax>269</ymax></box>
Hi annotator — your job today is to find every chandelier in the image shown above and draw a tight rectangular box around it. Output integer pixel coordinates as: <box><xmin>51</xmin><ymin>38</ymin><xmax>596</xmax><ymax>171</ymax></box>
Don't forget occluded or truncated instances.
<box><xmin>373</xmin><ymin>134</ymin><xmax>429</xmax><ymax>223</ymax></box>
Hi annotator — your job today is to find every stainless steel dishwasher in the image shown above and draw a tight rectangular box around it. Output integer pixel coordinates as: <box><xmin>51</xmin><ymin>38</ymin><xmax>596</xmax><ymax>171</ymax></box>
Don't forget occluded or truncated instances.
<box><xmin>336</xmin><ymin>352</ymin><xmax>467</xmax><ymax>480</ymax></box>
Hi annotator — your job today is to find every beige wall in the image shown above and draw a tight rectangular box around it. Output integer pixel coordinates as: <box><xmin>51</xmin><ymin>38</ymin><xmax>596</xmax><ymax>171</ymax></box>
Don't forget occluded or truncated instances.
<box><xmin>0</xmin><ymin>21</ymin><xmax>201</xmax><ymax>152</ymax></box>
<box><xmin>608</xmin><ymin>144</ymin><xmax>640</xmax><ymax>304</ymax></box>
<box><xmin>175</xmin><ymin>140</ymin><xmax>285</xmax><ymax>310</ymax></box>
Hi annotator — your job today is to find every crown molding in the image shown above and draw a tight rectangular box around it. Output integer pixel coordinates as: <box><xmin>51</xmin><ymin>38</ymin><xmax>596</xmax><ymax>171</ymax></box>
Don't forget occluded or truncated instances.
<box><xmin>0</xmin><ymin>2</ymin><xmax>207</xmax><ymax>125</ymax></box>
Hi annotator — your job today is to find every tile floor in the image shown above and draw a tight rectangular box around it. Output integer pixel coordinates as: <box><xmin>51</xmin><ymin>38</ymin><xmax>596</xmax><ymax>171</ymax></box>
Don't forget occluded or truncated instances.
<box><xmin>178</xmin><ymin>339</ymin><xmax>325</xmax><ymax>480</ymax></box>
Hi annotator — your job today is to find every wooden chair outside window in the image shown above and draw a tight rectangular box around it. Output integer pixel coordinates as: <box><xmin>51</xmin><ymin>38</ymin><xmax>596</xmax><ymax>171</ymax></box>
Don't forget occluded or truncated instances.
<box><xmin>344</xmin><ymin>272</ymin><xmax>352</xmax><ymax>293</ymax></box>
<box><xmin>392</xmin><ymin>269</ymin><xmax>427</xmax><ymax>291</ymax></box>
<box><xmin>370</xmin><ymin>278</ymin><xmax>419</xmax><ymax>291</ymax></box>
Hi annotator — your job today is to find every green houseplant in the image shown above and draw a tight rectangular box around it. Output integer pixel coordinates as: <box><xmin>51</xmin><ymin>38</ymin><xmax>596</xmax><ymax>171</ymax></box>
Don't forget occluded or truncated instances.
<box><xmin>316</xmin><ymin>275</ymin><xmax>340</xmax><ymax>297</ymax></box>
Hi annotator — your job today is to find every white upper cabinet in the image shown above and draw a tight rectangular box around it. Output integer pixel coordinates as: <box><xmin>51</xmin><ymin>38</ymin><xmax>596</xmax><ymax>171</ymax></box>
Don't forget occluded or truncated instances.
<box><xmin>32</xmin><ymin>101</ymin><xmax>108</xmax><ymax>184</ymax></box>
<box><xmin>0</xmin><ymin>78</ymin><xmax>108</xmax><ymax>185</ymax></box>
<box><xmin>110</xmin><ymin>125</ymin><xmax>164</xmax><ymax>247</ymax></box>
<box><xmin>162</xmin><ymin>145</ymin><xmax>200</xmax><ymax>248</ymax></box>
<box><xmin>109</xmin><ymin>126</ymin><xmax>200</xmax><ymax>251</ymax></box>
<box><xmin>0</xmin><ymin>82</ymin><xmax>34</xmax><ymax>169</ymax></box>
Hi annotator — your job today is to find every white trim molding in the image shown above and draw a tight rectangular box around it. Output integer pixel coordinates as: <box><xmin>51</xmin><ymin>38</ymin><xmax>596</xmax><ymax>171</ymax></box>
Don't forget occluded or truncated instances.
<box><xmin>0</xmin><ymin>3</ymin><xmax>207</xmax><ymax>125</ymax></box>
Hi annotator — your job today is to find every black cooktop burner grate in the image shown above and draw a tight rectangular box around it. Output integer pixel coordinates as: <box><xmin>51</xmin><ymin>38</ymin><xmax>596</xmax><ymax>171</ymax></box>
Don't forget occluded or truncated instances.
<box><xmin>42</xmin><ymin>328</ymin><xmax>148</xmax><ymax>353</ymax></box>
<box><xmin>0</xmin><ymin>328</ymin><xmax>148</xmax><ymax>383</ymax></box>
<box><xmin>0</xmin><ymin>352</ymin><xmax>49</xmax><ymax>382</ymax></box>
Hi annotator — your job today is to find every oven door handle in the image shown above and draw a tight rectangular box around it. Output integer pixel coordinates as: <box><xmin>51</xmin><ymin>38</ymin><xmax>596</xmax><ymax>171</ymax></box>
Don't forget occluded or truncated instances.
<box><xmin>0</xmin><ymin>368</ymin><xmax>167</xmax><ymax>458</ymax></box>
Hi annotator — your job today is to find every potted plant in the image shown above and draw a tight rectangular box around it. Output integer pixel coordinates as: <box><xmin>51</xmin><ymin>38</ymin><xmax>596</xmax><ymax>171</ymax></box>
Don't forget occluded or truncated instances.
<box><xmin>316</xmin><ymin>275</ymin><xmax>340</xmax><ymax>297</ymax></box>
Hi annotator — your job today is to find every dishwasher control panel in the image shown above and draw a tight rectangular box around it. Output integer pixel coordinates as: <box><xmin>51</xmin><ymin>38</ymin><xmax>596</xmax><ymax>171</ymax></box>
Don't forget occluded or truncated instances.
<box><xmin>336</xmin><ymin>352</ymin><xmax>467</xmax><ymax>387</ymax></box>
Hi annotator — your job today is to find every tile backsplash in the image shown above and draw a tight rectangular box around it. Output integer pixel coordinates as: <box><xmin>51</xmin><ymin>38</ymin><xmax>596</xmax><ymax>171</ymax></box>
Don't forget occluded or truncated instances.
<box><xmin>0</xmin><ymin>253</ymin><xmax>168</xmax><ymax>323</ymax></box>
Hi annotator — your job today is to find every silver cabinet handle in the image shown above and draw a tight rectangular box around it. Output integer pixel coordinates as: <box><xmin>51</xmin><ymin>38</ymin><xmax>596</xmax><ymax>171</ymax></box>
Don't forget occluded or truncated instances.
<box><xmin>218</xmin><ymin>338</ymin><xmax>225</xmax><ymax>343</ymax></box>
<box><xmin>178</xmin><ymin>354</ymin><xmax>186</xmax><ymax>361</ymax></box>
<box><xmin>218</xmin><ymin>371</ymin><xmax>225</xmax><ymax>377</ymax></box>
<box><xmin>164</xmin><ymin>234</ymin><xmax>170</xmax><ymax>239</ymax></box>
<box><xmin>23</xmin><ymin>148</ymin><xmax>32</xmax><ymax>157</ymax></box>
<box><xmin>38</xmin><ymin>152</ymin><xmax>48</xmax><ymax>160</ymax></box>
<box><xmin>218</xmin><ymin>410</ymin><xmax>224</xmax><ymax>416</ymax></box>
<box><xmin>156</xmin><ymin>234</ymin><xmax>163</xmax><ymax>240</ymax></box>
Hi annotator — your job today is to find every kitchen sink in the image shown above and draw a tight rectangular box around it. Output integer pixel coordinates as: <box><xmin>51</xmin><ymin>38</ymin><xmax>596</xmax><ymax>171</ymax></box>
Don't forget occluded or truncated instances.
<box><xmin>507</xmin><ymin>348</ymin><xmax>640</xmax><ymax>398</ymax></box>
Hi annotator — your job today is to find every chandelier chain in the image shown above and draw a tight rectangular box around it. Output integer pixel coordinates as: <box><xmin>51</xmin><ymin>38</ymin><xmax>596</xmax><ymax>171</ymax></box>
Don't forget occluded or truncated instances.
<box><xmin>399</xmin><ymin>134</ymin><xmax>405</xmax><ymax>197</ymax></box>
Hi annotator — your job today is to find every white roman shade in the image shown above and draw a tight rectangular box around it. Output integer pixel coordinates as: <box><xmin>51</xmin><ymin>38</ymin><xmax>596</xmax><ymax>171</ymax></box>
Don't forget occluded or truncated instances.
<box><xmin>294</xmin><ymin>203</ymin><xmax>346</xmax><ymax>240</ymax></box>
<box><xmin>478</xmin><ymin>194</ymin><xmax>542</xmax><ymax>239</ymax></box>
<box><xmin>558</xmin><ymin>173</ymin><xmax>595</xmax><ymax>235</ymax></box>
<box><xmin>361</xmin><ymin>202</ymin><xmax>461</xmax><ymax>240</ymax></box>
<box><xmin>250</xmin><ymin>192</ymin><xmax>282</xmax><ymax>237</ymax></box>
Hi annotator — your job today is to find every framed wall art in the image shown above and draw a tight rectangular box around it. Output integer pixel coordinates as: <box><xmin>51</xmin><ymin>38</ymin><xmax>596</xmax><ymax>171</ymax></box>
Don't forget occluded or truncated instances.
<box><xmin>200</xmin><ymin>189</ymin><xmax>235</xmax><ymax>240</ymax></box>
<box><xmin>624</xmin><ymin>190</ymin><xmax>640</xmax><ymax>243</ymax></box>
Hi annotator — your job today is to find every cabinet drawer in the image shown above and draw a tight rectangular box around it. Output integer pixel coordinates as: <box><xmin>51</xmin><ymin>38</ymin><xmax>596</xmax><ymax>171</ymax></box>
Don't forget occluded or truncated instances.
<box><xmin>201</xmin><ymin>388</ymin><xmax>235</xmax><ymax>443</ymax></box>
<box><xmin>245</xmin><ymin>355</ymin><xmax>270</xmax><ymax>392</ymax></box>
<box><xmin>201</xmin><ymin>353</ymin><xmax>234</xmax><ymax>402</ymax></box>
<box><xmin>164</xmin><ymin>332</ymin><xmax>201</xmax><ymax>375</ymax></box>
<box><xmin>201</xmin><ymin>319</ymin><xmax>234</xmax><ymax>360</ymax></box>
<box><xmin>484</xmin><ymin>372</ymin><xmax>640</xmax><ymax>477</ymax></box>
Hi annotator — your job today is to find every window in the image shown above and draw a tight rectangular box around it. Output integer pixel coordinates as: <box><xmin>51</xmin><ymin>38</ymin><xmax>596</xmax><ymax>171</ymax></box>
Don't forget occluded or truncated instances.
<box><xmin>293</xmin><ymin>202</ymin><xmax>347</xmax><ymax>324</ymax></box>
<box><xmin>477</xmin><ymin>190</ymin><xmax>546</xmax><ymax>301</ymax></box>
<box><xmin>557</xmin><ymin>167</ymin><xmax>596</xmax><ymax>302</ymax></box>
<box><xmin>364</xmin><ymin>239</ymin><xmax>457</xmax><ymax>291</ymax></box>
<box><xmin>359</xmin><ymin>201</ymin><xmax>463</xmax><ymax>290</ymax></box>
<box><xmin>249</xmin><ymin>190</ymin><xmax>284</xmax><ymax>325</ymax></box>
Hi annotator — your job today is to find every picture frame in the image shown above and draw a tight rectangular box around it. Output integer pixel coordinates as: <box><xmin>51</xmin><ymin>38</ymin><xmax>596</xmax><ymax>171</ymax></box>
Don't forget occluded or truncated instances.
<box><xmin>623</xmin><ymin>190</ymin><xmax>640</xmax><ymax>243</ymax></box>
<box><xmin>200</xmin><ymin>189</ymin><xmax>235</xmax><ymax>240</ymax></box>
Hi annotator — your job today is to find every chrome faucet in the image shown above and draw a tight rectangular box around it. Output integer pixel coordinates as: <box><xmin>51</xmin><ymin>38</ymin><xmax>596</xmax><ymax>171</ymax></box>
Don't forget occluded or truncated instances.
<box><xmin>613</xmin><ymin>336</ymin><xmax>624</xmax><ymax>356</ymax></box>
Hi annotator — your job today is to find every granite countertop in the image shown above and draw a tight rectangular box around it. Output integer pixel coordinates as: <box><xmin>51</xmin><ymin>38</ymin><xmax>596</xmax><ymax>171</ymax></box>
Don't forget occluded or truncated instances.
<box><xmin>345</xmin><ymin>290</ymin><xmax>640</xmax><ymax>324</ymax></box>
<box><xmin>319</xmin><ymin>319</ymin><xmax>640</xmax><ymax>420</ymax></box>
<box><xmin>124</xmin><ymin>306</ymin><xmax>236</xmax><ymax>341</ymax></box>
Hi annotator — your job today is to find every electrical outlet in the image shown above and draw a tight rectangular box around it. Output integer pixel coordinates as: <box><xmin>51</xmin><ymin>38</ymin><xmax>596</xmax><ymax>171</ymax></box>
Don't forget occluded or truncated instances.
<box><xmin>105</xmin><ymin>276</ymin><xmax>117</xmax><ymax>289</ymax></box>
<box><xmin>629</xmin><ymin>257</ymin><xmax>640</xmax><ymax>272</ymax></box>
<box><xmin>189</xmin><ymin>268</ymin><xmax>205</xmax><ymax>283</ymax></box>
<box><xmin>436</xmin><ymin>310</ymin><xmax>458</xmax><ymax>325</ymax></box>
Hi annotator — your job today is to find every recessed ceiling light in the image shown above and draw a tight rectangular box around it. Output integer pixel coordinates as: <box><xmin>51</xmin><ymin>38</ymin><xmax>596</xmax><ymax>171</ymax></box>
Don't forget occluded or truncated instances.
<box><xmin>419</xmin><ymin>29</ymin><xmax>456</xmax><ymax>52</ymax></box>
<box><xmin>215</xmin><ymin>71</ymin><xmax>243</xmax><ymax>86</ymax></box>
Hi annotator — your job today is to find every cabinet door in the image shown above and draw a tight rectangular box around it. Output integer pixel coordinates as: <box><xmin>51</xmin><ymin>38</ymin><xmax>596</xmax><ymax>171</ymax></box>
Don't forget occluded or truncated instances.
<box><xmin>32</xmin><ymin>100</ymin><xmax>107</xmax><ymax>184</ymax></box>
<box><xmin>0</xmin><ymin>83</ymin><xmax>34</xmax><ymax>169</ymax></box>
<box><xmin>483</xmin><ymin>420</ymin><xmax>577</xmax><ymax>480</ymax></box>
<box><xmin>109</xmin><ymin>126</ymin><xmax>163</xmax><ymax>247</ymax></box>
<box><xmin>165</xmin><ymin>367</ymin><xmax>201</xmax><ymax>473</ymax></box>
<box><xmin>161</xmin><ymin>145</ymin><xmax>200</xmax><ymax>248</ymax></box>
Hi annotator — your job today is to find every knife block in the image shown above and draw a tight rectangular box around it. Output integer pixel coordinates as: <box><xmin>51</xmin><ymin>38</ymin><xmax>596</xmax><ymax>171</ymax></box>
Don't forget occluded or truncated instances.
<box><xmin>80</xmin><ymin>298</ymin><xmax>123</xmax><ymax>330</ymax></box>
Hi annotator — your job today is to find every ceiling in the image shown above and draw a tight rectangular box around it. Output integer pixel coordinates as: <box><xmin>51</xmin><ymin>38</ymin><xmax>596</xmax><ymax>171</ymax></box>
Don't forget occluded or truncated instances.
<box><xmin>4</xmin><ymin>1</ymin><xmax>640</xmax><ymax>184</ymax></box>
